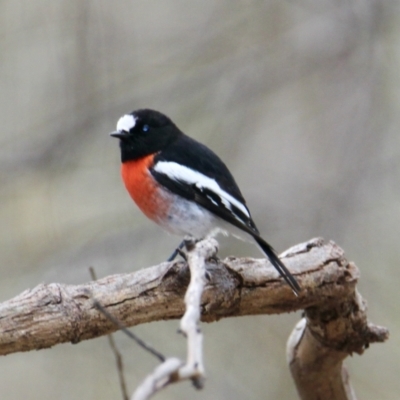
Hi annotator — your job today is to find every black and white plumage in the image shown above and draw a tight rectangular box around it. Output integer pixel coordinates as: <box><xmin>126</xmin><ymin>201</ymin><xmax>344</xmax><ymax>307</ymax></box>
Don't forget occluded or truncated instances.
<box><xmin>110</xmin><ymin>109</ymin><xmax>300</xmax><ymax>295</ymax></box>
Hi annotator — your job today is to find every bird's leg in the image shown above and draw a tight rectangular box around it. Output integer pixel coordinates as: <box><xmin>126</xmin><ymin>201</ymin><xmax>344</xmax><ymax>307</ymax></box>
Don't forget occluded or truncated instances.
<box><xmin>167</xmin><ymin>237</ymin><xmax>202</xmax><ymax>262</ymax></box>
<box><xmin>176</xmin><ymin>247</ymin><xmax>188</xmax><ymax>261</ymax></box>
<box><xmin>167</xmin><ymin>236</ymin><xmax>216</xmax><ymax>282</ymax></box>
<box><xmin>177</xmin><ymin>237</ymin><xmax>198</xmax><ymax>261</ymax></box>
<box><xmin>167</xmin><ymin>240</ymin><xmax>186</xmax><ymax>262</ymax></box>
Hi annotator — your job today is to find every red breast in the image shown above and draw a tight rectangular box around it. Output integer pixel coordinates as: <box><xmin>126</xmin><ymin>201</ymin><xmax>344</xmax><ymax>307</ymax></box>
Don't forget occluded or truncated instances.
<box><xmin>121</xmin><ymin>154</ymin><xmax>170</xmax><ymax>223</ymax></box>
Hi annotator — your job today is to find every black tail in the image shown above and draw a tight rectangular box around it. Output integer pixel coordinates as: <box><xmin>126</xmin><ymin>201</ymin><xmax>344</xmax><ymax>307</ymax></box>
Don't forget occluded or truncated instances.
<box><xmin>254</xmin><ymin>236</ymin><xmax>301</xmax><ymax>295</ymax></box>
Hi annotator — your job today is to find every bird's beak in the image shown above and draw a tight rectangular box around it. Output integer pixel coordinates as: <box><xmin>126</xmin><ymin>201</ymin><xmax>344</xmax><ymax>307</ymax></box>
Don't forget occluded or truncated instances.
<box><xmin>110</xmin><ymin>130</ymin><xmax>128</xmax><ymax>139</ymax></box>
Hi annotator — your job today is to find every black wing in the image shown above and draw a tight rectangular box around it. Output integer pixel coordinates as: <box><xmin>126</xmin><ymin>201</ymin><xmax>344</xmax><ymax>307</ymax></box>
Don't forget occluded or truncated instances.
<box><xmin>151</xmin><ymin>164</ymin><xmax>300</xmax><ymax>295</ymax></box>
<box><xmin>155</xmin><ymin>134</ymin><xmax>247</xmax><ymax>205</ymax></box>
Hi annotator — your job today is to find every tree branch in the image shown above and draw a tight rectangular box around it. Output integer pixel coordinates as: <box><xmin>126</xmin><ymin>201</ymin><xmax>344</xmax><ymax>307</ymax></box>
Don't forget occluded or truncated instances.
<box><xmin>0</xmin><ymin>238</ymin><xmax>388</xmax><ymax>362</ymax></box>
<box><xmin>132</xmin><ymin>238</ymin><xmax>218</xmax><ymax>400</ymax></box>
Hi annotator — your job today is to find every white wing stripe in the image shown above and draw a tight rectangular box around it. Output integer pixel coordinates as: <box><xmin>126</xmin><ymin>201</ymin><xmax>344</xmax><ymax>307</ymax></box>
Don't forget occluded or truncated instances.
<box><xmin>154</xmin><ymin>161</ymin><xmax>250</xmax><ymax>218</ymax></box>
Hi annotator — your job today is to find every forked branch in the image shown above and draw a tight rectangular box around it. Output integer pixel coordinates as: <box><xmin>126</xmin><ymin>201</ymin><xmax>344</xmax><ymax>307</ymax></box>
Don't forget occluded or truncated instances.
<box><xmin>0</xmin><ymin>238</ymin><xmax>389</xmax><ymax>399</ymax></box>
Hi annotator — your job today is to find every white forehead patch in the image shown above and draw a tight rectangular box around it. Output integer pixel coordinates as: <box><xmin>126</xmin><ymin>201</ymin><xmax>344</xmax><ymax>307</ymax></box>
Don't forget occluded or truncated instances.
<box><xmin>116</xmin><ymin>114</ymin><xmax>136</xmax><ymax>132</ymax></box>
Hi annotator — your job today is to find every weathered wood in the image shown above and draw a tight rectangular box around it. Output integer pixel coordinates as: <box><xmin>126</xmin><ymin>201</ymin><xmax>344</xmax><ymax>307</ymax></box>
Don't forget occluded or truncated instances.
<box><xmin>0</xmin><ymin>238</ymin><xmax>387</xmax><ymax>361</ymax></box>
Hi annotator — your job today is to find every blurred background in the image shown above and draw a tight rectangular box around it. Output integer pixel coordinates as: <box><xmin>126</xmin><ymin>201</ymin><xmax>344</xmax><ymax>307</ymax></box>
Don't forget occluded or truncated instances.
<box><xmin>0</xmin><ymin>1</ymin><xmax>399</xmax><ymax>399</ymax></box>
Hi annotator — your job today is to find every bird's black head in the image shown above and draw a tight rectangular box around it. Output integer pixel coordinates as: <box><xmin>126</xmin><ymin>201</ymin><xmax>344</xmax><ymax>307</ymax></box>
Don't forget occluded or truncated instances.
<box><xmin>110</xmin><ymin>109</ymin><xmax>181</xmax><ymax>163</ymax></box>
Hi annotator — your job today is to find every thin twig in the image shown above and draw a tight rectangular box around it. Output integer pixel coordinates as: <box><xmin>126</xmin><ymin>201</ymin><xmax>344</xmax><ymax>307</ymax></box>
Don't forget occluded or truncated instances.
<box><xmin>107</xmin><ymin>334</ymin><xmax>130</xmax><ymax>400</ymax></box>
<box><xmin>89</xmin><ymin>267</ymin><xmax>129</xmax><ymax>400</ymax></box>
<box><xmin>132</xmin><ymin>238</ymin><xmax>218</xmax><ymax>400</ymax></box>
<box><xmin>92</xmin><ymin>300</ymin><xmax>165</xmax><ymax>363</ymax></box>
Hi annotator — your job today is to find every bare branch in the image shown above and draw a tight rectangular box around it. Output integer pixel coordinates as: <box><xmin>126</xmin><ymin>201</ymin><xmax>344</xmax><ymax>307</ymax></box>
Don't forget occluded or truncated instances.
<box><xmin>286</xmin><ymin>286</ymin><xmax>388</xmax><ymax>399</ymax></box>
<box><xmin>287</xmin><ymin>318</ymin><xmax>357</xmax><ymax>400</ymax></box>
<box><xmin>0</xmin><ymin>238</ymin><xmax>388</xmax><ymax>360</ymax></box>
<box><xmin>132</xmin><ymin>238</ymin><xmax>218</xmax><ymax>400</ymax></box>
<box><xmin>131</xmin><ymin>358</ymin><xmax>183</xmax><ymax>400</ymax></box>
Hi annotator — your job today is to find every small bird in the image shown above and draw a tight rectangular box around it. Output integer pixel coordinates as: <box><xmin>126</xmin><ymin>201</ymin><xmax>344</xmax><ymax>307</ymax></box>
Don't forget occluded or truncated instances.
<box><xmin>110</xmin><ymin>109</ymin><xmax>300</xmax><ymax>295</ymax></box>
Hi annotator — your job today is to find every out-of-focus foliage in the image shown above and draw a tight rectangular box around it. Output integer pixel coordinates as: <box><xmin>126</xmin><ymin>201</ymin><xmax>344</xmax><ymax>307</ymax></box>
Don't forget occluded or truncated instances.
<box><xmin>0</xmin><ymin>1</ymin><xmax>398</xmax><ymax>399</ymax></box>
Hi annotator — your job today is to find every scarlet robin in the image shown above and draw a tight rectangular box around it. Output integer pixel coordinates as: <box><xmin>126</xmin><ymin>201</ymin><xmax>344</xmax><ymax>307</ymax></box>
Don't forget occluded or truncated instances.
<box><xmin>110</xmin><ymin>109</ymin><xmax>300</xmax><ymax>295</ymax></box>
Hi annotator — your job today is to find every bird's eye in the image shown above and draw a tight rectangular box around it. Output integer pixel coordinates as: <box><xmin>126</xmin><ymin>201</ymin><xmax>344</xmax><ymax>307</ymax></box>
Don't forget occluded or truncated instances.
<box><xmin>142</xmin><ymin>124</ymin><xmax>149</xmax><ymax>132</ymax></box>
